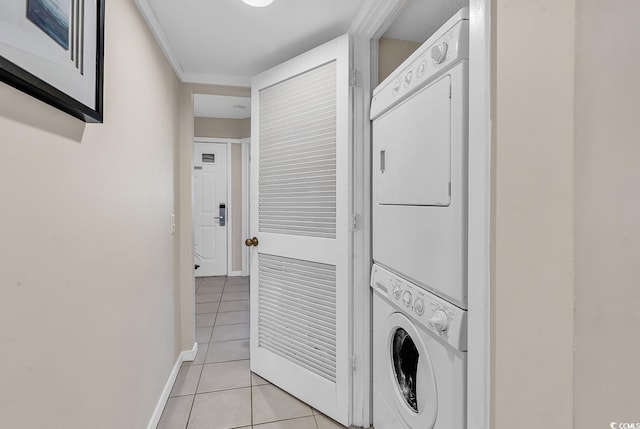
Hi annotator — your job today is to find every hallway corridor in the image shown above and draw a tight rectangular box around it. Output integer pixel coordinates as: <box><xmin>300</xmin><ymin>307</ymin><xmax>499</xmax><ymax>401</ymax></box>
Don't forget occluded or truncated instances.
<box><xmin>157</xmin><ymin>276</ymin><xmax>348</xmax><ymax>429</ymax></box>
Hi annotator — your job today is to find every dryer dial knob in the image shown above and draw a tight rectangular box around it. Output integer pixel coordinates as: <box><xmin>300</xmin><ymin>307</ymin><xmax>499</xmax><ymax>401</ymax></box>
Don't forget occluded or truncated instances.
<box><xmin>414</xmin><ymin>298</ymin><xmax>425</xmax><ymax>316</ymax></box>
<box><xmin>393</xmin><ymin>285</ymin><xmax>402</xmax><ymax>300</ymax></box>
<box><xmin>402</xmin><ymin>291</ymin><xmax>412</xmax><ymax>307</ymax></box>
<box><xmin>404</xmin><ymin>70</ymin><xmax>413</xmax><ymax>86</ymax></box>
<box><xmin>431</xmin><ymin>42</ymin><xmax>448</xmax><ymax>64</ymax></box>
<box><xmin>429</xmin><ymin>310</ymin><xmax>449</xmax><ymax>332</ymax></box>
<box><xmin>392</xmin><ymin>80</ymin><xmax>401</xmax><ymax>96</ymax></box>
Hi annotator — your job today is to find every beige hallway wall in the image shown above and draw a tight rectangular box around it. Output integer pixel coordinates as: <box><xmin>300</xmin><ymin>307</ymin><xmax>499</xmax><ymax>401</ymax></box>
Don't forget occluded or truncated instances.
<box><xmin>378</xmin><ymin>38</ymin><xmax>421</xmax><ymax>82</ymax></box>
<box><xmin>492</xmin><ymin>0</ymin><xmax>575</xmax><ymax>427</ymax></box>
<box><xmin>0</xmin><ymin>1</ymin><xmax>181</xmax><ymax>428</ymax></box>
<box><xmin>574</xmin><ymin>1</ymin><xmax>640</xmax><ymax>427</ymax></box>
<box><xmin>194</xmin><ymin>117</ymin><xmax>250</xmax><ymax>139</ymax></box>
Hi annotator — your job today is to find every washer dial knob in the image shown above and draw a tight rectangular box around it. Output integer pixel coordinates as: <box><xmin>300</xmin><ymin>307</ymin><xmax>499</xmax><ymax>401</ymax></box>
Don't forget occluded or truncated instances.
<box><xmin>414</xmin><ymin>298</ymin><xmax>425</xmax><ymax>316</ymax></box>
<box><xmin>393</xmin><ymin>285</ymin><xmax>402</xmax><ymax>300</ymax></box>
<box><xmin>402</xmin><ymin>291</ymin><xmax>412</xmax><ymax>308</ymax></box>
<box><xmin>429</xmin><ymin>309</ymin><xmax>449</xmax><ymax>332</ymax></box>
<box><xmin>431</xmin><ymin>42</ymin><xmax>448</xmax><ymax>64</ymax></box>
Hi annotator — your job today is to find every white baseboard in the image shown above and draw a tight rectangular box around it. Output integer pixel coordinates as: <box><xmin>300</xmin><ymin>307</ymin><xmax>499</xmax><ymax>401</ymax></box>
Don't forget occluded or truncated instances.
<box><xmin>182</xmin><ymin>342</ymin><xmax>198</xmax><ymax>362</ymax></box>
<box><xmin>228</xmin><ymin>271</ymin><xmax>245</xmax><ymax>277</ymax></box>
<box><xmin>146</xmin><ymin>342</ymin><xmax>198</xmax><ymax>429</ymax></box>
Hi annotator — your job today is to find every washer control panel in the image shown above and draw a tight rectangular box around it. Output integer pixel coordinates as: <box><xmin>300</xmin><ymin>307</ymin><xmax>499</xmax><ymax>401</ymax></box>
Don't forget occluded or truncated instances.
<box><xmin>371</xmin><ymin>264</ymin><xmax>467</xmax><ymax>351</ymax></box>
<box><xmin>371</xmin><ymin>9</ymin><xmax>469</xmax><ymax>120</ymax></box>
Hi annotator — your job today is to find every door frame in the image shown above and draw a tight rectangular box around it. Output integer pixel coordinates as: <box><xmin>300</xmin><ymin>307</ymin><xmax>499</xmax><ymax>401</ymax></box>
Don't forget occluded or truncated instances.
<box><xmin>465</xmin><ymin>2</ymin><xmax>492</xmax><ymax>428</ymax></box>
<box><xmin>193</xmin><ymin>137</ymin><xmax>250</xmax><ymax>277</ymax></box>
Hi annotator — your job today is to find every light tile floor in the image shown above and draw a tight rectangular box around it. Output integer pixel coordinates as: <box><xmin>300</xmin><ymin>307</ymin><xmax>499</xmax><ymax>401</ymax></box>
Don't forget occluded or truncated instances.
<box><xmin>157</xmin><ymin>276</ymin><xmax>350</xmax><ymax>429</ymax></box>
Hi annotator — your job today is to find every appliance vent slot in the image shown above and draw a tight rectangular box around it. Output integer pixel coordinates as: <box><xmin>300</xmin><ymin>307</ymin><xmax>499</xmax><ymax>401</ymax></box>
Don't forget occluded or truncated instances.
<box><xmin>202</xmin><ymin>153</ymin><xmax>216</xmax><ymax>163</ymax></box>
<box><xmin>258</xmin><ymin>61</ymin><xmax>337</xmax><ymax>239</ymax></box>
<box><xmin>258</xmin><ymin>253</ymin><xmax>337</xmax><ymax>382</ymax></box>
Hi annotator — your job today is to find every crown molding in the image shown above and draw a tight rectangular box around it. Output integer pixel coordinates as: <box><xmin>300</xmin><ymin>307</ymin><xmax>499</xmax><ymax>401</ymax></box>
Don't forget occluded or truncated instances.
<box><xmin>134</xmin><ymin>0</ymin><xmax>186</xmax><ymax>80</ymax></box>
<box><xmin>348</xmin><ymin>0</ymin><xmax>408</xmax><ymax>39</ymax></box>
<box><xmin>135</xmin><ymin>0</ymin><xmax>253</xmax><ymax>87</ymax></box>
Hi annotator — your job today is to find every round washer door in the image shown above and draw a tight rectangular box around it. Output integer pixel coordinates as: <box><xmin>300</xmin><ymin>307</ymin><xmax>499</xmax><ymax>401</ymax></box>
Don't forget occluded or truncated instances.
<box><xmin>384</xmin><ymin>312</ymin><xmax>438</xmax><ymax>428</ymax></box>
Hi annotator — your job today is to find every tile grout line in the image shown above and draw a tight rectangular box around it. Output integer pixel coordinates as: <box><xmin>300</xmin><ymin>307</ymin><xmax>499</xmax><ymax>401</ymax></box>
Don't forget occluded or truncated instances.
<box><xmin>228</xmin><ymin>275</ymin><xmax>254</xmax><ymax>429</ymax></box>
<box><xmin>184</xmin><ymin>276</ymin><xmax>252</xmax><ymax>429</ymax></box>
<box><xmin>181</xmin><ymin>394</ymin><xmax>196</xmax><ymax>429</ymax></box>
<box><xmin>185</xmin><ymin>276</ymin><xmax>222</xmax><ymax>429</ymax></box>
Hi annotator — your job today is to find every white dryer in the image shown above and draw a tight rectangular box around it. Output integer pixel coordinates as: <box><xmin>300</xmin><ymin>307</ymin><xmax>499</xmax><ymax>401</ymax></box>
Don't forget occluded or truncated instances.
<box><xmin>370</xmin><ymin>9</ymin><xmax>469</xmax><ymax>309</ymax></box>
<box><xmin>371</xmin><ymin>264</ymin><xmax>467</xmax><ymax>429</ymax></box>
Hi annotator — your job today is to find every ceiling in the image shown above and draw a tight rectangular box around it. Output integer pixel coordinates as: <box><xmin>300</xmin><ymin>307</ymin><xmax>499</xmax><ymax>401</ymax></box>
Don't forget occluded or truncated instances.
<box><xmin>136</xmin><ymin>0</ymin><xmax>468</xmax><ymax>117</ymax></box>
<box><xmin>140</xmin><ymin>0</ymin><xmax>367</xmax><ymax>86</ymax></box>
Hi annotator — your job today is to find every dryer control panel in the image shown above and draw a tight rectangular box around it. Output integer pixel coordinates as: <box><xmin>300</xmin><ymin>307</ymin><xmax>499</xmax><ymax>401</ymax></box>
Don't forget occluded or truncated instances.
<box><xmin>371</xmin><ymin>264</ymin><xmax>467</xmax><ymax>351</ymax></box>
<box><xmin>370</xmin><ymin>8</ymin><xmax>469</xmax><ymax>120</ymax></box>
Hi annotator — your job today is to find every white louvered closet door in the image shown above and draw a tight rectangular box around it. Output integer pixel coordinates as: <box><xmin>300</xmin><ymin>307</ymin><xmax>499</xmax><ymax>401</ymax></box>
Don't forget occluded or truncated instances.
<box><xmin>249</xmin><ymin>35</ymin><xmax>352</xmax><ymax>426</ymax></box>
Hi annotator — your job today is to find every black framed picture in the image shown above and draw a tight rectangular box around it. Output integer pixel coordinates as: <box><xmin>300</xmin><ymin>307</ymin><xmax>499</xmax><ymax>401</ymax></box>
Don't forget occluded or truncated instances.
<box><xmin>0</xmin><ymin>0</ymin><xmax>105</xmax><ymax>123</ymax></box>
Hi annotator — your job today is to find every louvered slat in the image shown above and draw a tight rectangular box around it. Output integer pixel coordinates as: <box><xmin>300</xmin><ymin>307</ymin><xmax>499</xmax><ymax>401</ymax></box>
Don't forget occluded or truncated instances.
<box><xmin>258</xmin><ymin>254</ymin><xmax>337</xmax><ymax>382</ymax></box>
<box><xmin>259</xmin><ymin>61</ymin><xmax>337</xmax><ymax>239</ymax></box>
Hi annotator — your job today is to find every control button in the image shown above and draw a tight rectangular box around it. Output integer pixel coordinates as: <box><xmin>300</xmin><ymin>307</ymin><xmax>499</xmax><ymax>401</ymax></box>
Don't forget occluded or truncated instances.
<box><xmin>393</xmin><ymin>285</ymin><xmax>402</xmax><ymax>300</ymax></box>
<box><xmin>431</xmin><ymin>42</ymin><xmax>448</xmax><ymax>64</ymax></box>
<box><xmin>414</xmin><ymin>298</ymin><xmax>425</xmax><ymax>316</ymax></box>
<box><xmin>404</xmin><ymin>70</ymin><xmax>413</xmax><ymax>87</ymax></box>
<box><xmin>392</xmin><ymin>80</ymin><xmax>401</xmax><ymax>96</ymax></box>
<box><xmin>417</xmin><ymin>61</ymin><xmax>426</xmax><ymax>78</ymax></box>
<box><xmin>402</xmin><ymin>291</ymin><xmax>412</xmax><ymax>307</ymax></box>
<box><xmin>429</xmin><ymin>310</ymin><xmax>449</xmax><ymax>332</ymax></box>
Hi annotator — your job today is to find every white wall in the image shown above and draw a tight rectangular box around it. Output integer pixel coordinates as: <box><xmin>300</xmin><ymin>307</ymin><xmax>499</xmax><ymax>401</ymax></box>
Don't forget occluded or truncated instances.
<box><xmin>0</xmin><ymin>1</ymin><xmax>182</xmax><ymax>427</ymax></box>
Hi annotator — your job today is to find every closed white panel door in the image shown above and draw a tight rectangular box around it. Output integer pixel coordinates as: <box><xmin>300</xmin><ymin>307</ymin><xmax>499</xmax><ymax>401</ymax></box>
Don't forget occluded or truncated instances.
<box><xmin>194</xmin><ymin>142</ymin><xmax>228</xmax><ymax>277</ymax></box>
<box><xmin>249</xmin><ymin>35</ymin><xmax>352</xmax><ymax>426</ymax></box>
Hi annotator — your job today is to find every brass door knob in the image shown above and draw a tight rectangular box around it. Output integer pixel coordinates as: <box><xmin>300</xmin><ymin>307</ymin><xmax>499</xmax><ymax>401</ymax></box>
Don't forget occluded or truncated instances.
<box><xmin>245</xmin><ymin>237</ymin><xmax>259</xmax><ymax>247</ymax></box>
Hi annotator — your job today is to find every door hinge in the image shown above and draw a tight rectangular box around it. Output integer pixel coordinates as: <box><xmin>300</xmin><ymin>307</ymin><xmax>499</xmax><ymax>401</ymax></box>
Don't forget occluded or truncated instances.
<box><xmin>352</xmin><ymin>354</ymin><xmax>359</xmax><ymax>373</ymax></box>
<box><xmin>349</xmin><ymin>213</ymin><xmax>360</xmax><ymax>232</ymax></box>
<box><xmin>349</xmin><ymin>69</ymin><xmax>361</xmax><ymax>88</ymax></box>
<box><xmin>449</xmin><ymin>85</ymin><xmax>452</xmax><ymax>99</ymax></box>
<box><xmin>449</xmin><ymin>182</ymin><xmax>452</xmax><ymax>197</ymax></box>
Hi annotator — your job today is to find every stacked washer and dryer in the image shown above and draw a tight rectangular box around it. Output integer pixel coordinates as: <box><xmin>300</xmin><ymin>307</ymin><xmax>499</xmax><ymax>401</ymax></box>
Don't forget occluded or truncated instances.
<box><xmin>370</xmin><ymin>9</ymin><xmax>469</xmax><ymax>429</ymax></box>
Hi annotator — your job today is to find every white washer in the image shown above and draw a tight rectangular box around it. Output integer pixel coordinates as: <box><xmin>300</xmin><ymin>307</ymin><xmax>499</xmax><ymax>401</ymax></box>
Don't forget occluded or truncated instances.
<box><xmin>370</xmin><ymin>9</ymin><xmax>469</xmax><ymax>308</ymax></box>
<box><xmin>371</xmin><ymin>264</ymin><xmax>467</xmax><ymax>429</ymax></box>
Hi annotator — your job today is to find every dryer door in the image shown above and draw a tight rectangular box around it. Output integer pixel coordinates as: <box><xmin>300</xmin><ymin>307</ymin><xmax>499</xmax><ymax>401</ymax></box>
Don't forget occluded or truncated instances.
<box><xmin>384</xmin><ymin>312</ymin><xmax>438</xmax><ymax>428</ymax></box>
<box><xmin>373</xmin><ymin>75</ymin><xmax>452</xmax><ymax>207</ymax></box>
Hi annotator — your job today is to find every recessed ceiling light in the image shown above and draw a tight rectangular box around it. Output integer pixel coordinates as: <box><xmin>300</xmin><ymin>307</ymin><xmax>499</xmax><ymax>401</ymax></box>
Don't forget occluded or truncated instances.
<box><xmin>241</xmin><ymin>0</ymin><xmax>274</xmax><ymax>7</ymax></box>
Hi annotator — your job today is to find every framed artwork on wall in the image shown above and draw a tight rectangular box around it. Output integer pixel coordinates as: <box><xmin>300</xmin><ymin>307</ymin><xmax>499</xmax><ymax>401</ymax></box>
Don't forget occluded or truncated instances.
<box><xmin>0</xmin><ymin>0</ymin><xmax>105</xmax><ymax>123</ymax></box>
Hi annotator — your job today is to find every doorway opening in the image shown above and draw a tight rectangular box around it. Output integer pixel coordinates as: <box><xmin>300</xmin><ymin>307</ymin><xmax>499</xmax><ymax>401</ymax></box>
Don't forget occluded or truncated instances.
<box><xmin>192</xmin><ymin>93</ymin><xmax>251</xmax><ymax>279</ymax></box>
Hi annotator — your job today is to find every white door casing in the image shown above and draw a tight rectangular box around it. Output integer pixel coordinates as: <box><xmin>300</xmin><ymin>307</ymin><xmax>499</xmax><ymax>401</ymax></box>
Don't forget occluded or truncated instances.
<box><xmin>249</xmin><ymin>35</ymin><xmax>353</xmax><ymax>426</ymax></box>
<box><xmin>193</xmin><ymin>142</ymin><xmax>228</xmax><ymax>277</ymax></box>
